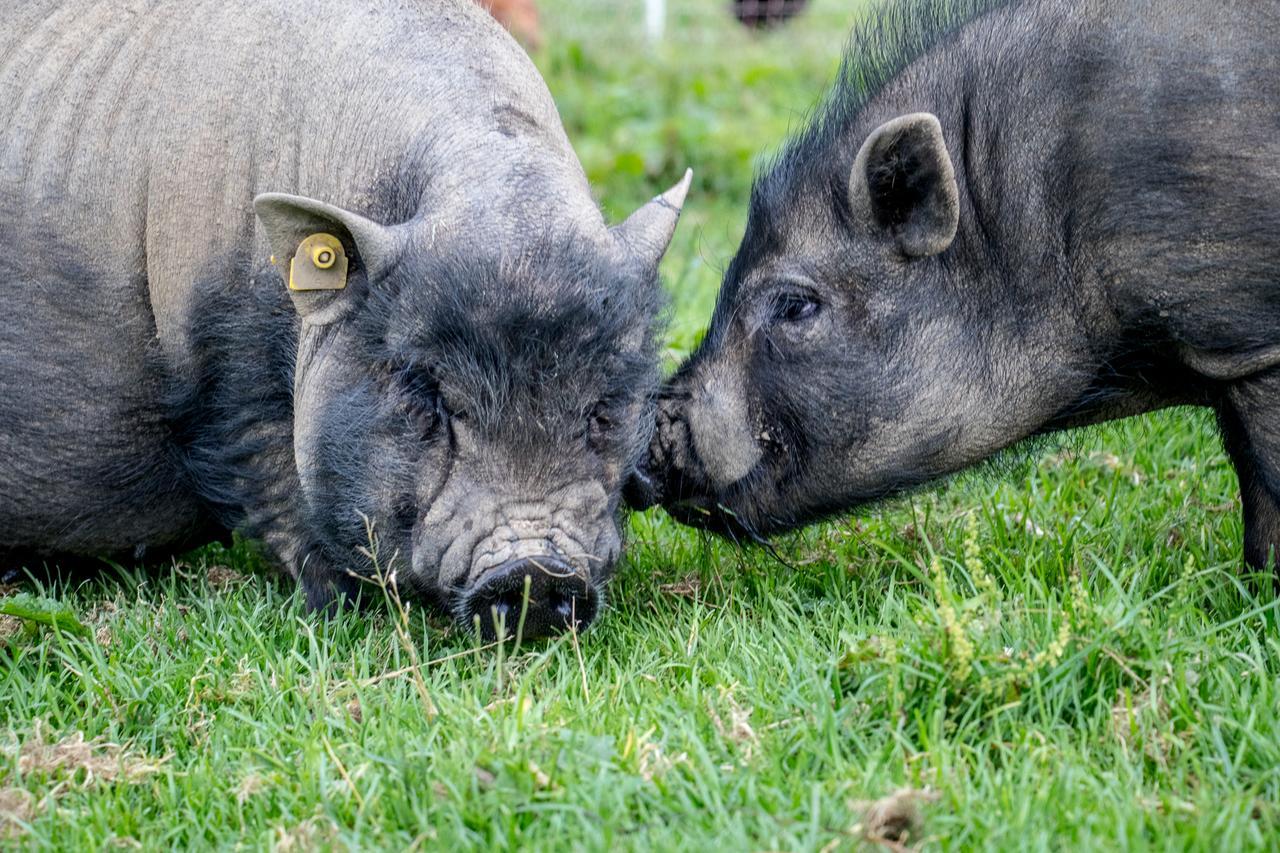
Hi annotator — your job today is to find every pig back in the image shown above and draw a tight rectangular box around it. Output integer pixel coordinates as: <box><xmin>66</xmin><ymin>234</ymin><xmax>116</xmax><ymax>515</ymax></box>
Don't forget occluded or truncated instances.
<box><xmin>0</xmin><ymin>0</ymin><xmax>601</xmax><ymax>379</ymax></box>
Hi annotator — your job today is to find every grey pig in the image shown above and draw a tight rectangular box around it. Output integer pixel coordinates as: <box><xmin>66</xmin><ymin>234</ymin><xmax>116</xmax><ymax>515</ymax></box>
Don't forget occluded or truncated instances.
<box><xmin>0</xmin><ymin>0</ymin><xmax>691</xmax><ymax>638</ymax></box>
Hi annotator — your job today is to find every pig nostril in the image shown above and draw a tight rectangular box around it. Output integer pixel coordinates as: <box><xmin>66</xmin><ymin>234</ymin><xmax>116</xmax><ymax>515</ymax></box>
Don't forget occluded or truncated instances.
<box><xmin>466</xmin><ymin>557</ymin><xmax>598</xmax><ymax>641</ymax></box>
<box><xmin>551</xmin><ymin>591</ymin><xmax>575</xmax><ymax>620</ymax></box>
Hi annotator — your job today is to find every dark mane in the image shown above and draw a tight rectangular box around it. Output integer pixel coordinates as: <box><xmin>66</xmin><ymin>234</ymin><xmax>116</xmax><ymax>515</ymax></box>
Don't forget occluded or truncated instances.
<box><xmin>750</xmin><ymin>0</ymin><xmax>1013</xmax><ymax>230</ymax></box>
<box><xmin>361</xmin><ymin>232</ymin><xmax>665</xmax><ymax>458</ymax></box>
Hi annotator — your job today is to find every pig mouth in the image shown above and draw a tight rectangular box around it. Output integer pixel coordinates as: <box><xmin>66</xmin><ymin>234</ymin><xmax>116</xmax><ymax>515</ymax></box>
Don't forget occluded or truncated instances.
<box><xmin>666</xmin><ymin>495</ymin><xmax>763</xmax><ymax>540</ymax></box>
<box><xmin>648</xmin><ymin>438</ymin><xmax>770</xmax><ymax>540</ymax></box>
<box><xmin>459</xmin><ymin>555</ymin><xmax>602</xmax><ymax>641</ymax></box>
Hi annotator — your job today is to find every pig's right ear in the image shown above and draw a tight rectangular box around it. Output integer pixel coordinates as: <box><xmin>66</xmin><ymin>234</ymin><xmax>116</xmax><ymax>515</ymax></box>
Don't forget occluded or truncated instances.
<box><xmin>254</xmin><ymin>193</ymin><xmax>402</xmax><ymax>322</ymax></box>
<box><xmin>848</xmin><ymin>113</ymin><xmax>959</xmax><ymax>258</ymax></box>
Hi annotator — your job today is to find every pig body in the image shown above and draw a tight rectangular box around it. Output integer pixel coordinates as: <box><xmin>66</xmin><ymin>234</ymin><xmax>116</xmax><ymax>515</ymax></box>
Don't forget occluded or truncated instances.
<box><xmin>642</xmin><ymin>0</ymin><xmax>1280</xmax><ymax>576</ymax></box>
<box><xmin>0</xmin><ymin>0</ymin><xmax>688</xmax><ymax>634</ymax></box>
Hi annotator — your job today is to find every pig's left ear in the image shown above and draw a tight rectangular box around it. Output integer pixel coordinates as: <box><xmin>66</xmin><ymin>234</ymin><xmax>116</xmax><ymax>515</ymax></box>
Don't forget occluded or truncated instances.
<box><xmin>610</xmin><ymin>168</ymin><xmax>694</xmax><ymax>271</ymax></box>
<box><xmin>849</xmin><ymin>113</ymin><xmax>959</xmax><ymax>258</ymax></box>
<box><xmin>254</xmin><ymin>193</ymin><xmax>402</xmax><ymax>322</ymax></box>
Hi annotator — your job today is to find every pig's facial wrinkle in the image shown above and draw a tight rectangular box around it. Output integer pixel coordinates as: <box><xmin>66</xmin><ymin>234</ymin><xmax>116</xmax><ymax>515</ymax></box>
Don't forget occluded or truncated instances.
<box><xmin>290</xmin><ymin>230</ymin><xmax>662</xmax><ymax>615</ymax></box>
<box><xmin>431</xmin><ymin>487</ymin><xmax>621</xmax><ymax>625</ymax></box>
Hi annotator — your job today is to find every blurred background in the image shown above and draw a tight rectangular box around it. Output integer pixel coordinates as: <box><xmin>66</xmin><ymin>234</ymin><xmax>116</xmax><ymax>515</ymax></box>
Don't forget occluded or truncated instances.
<box><xmin>482</xmin><ymin>0</ymin><xmax>871</xmax><ymax>359</ymax></box>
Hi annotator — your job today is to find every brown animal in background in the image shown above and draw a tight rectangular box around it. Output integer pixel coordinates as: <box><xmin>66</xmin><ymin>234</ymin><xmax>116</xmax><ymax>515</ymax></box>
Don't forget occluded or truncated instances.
<box><xmin>479</xmin><ymin>0</ymin><xmax>543</xmax><ymax>49</ymax></box>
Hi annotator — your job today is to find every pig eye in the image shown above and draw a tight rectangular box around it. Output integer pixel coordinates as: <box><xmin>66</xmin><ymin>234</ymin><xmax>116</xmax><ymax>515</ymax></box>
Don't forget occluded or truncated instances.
<box><xmin>393</xmin><ymin>365</ymin><xmax>446</xmax><ymax>439</ymax></box>
<box><xmin>588</xmin><ymin>400</ymin><xmax>617</xmax><ymax>440</ymax></box>
<box><xmin>770</xmin><ymin>290</ymin><xmax>821</xmax><ymax>325</ymax></box>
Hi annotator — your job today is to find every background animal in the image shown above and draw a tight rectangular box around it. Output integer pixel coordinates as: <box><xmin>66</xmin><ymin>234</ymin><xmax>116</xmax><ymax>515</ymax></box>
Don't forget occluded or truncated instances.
<box><xmin>480</xmin><ymin>0</ymin><xmax>543</xmax><ymax>48</ymax></box>
<box><xmin>732</xmin><ymin>0</ymin><xmax>809</xmax><ymax>28</ymax></box>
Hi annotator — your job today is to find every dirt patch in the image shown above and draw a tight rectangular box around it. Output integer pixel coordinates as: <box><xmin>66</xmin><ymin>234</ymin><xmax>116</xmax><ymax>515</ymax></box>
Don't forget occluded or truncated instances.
<box><xmin>206</xmin><ymin>565</ymin><xmax>247</xmax><ymax>590</ymax></box>
<box><xmin>630</xmin><ymin>728</ymin><xmax>689</xmax><ymax>783</ymax></box>
<box><xmin>273</xmin><ymin>814</ymin><xmax>343</xmax><ymax>852</ymax></box>
<box><xmin>659</xmin><ymin>575</ymin><xmax>702</xmax><ymax>599</ymax></box>
<box><xmin>0</xmin><ymin>788</ymin><xmax>37</xmax><ymax>838</ymax></box>
<box><xmin>235</xmin><ymin>772</ymin><xmax>271</xmax><ymax>806</ymax></box>
<box><xmin>0</xmin><ymin>723</ymin><xmax>169</xmax><ymax>838</ymax></box>
<box><xmin>12</xmin><ymin>722</ymin><xmax>167</xmax><ymax>785</ymax></box>
<box><xmin>83</xmin><ymin>601</ymin><xmax>120</xmax><ymax>649</ymax></box>
<box><xmin>0</xmin><ymin>615</ymin><xmax>24</xmax><ymax>644</ymax></box>
<box><xmin>852</xmin><ymin>787</ymin><xmax>940</xmax><ymax>848</ymax></box>
<box><xmin>708</xmin><ymin>685</ymin><xmax>758</xmax><ymax>767</ymax></box>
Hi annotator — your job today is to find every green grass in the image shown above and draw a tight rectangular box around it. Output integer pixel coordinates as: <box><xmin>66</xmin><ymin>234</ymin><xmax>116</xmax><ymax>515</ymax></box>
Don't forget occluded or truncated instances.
<box><xmin>3</xmin><ymin>1</ymin><xmax>1279</xmax><ymax>849</ymax></box>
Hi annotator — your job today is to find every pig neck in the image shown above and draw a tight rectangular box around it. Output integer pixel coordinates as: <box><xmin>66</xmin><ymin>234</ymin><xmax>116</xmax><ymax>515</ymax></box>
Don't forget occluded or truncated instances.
<box><xmin>167</xmin><ymin>263</ymin><xmax>307</xmax><ymax>570</ymax></box>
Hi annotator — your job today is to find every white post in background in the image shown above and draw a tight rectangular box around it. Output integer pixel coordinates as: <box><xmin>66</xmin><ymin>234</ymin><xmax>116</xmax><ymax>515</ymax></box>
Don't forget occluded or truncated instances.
<box><xmin>645</xmin><ymin>0</ymin><xmax>666</xmax><ymax>42</ymax></box>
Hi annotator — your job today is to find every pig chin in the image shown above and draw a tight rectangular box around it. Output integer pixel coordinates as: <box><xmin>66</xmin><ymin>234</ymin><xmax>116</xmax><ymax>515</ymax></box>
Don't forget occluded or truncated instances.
<box><xmin>655</xmin><ymin>441</ymin><xmax>774</xmax><ymax>538</ymax></box>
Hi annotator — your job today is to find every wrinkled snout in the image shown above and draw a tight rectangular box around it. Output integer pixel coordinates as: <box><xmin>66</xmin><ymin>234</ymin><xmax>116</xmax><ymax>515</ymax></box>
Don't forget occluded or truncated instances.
<box><xmin>466</xmin><ymin>556</ymin><xmax>598</xmax><ymax>640</ymax></box>
<box><xmin>625</xmin><ymin>392</ymin><xmax>694</xmax><ymax>511</ymax></box>
<box><xmin>629</xmin><ymin>373</ymin><xmax>760</xmax><ymax>497</ymax></box>
<box><xmin>416</xmin><ymin>475</ymin><xmax>618</xmax><ymax>638</ymax></box>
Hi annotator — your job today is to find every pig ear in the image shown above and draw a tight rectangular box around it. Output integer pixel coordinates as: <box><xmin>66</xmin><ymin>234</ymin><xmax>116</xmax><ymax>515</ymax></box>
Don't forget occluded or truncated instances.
<box><xmin>849</xmin><ymin>113</ymin><xmax>959</xmax><ymax>258</ymax></box>
<box><xmin>610</xmin><ymin>169</ymin><xmax>693</xmax><ymax>270</ymax></box>
<box><xmin>254</xmin><ymin>193</ymin><xmax>401</xmax><ymax>320</ymax></box>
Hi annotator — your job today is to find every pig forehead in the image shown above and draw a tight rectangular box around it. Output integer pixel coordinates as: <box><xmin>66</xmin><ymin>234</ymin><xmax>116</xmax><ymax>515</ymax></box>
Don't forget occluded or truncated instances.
<box><xmin>379</xmin><ymin>259</ymin><xmax>658</xmax><ymax>345</ymax></box>
<box><xmin>767</xmin><ymin>204</ymin><xmax>847</xmax><ymax>261</ymax></box>
<box><xmin>379</xmin><ymin>303</ymin><xmax>653</xmax><ymax>392</ymax></box>
<box><xmin>382</xmin><ymin>303</ymin><xmax>646</xmax><ymax>362</ymax></box>
<box><xmin>731</xmin><ymin>202</ymin><xmax>844</xmax><ymax>284</ymax></box>
<box><xmin>398</xmin><ymin>228</ymin><xmax>647</xmax><ymax>292</ymax></box>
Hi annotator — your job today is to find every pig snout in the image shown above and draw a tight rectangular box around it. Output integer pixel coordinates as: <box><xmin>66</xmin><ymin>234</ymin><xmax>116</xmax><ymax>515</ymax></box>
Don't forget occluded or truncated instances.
<box><xmin>450</xmin><ymin>494</ymin><xmax>614</xmax><ymax>640</ymax></box>
<box><xmin>648</xmin><ymin>372</ymin><xmax>762</xmax><ymax>499</ymax></box>
<box><xmin>466</xmin><ymin>555</ymin><xmax>597</xmax><ymax>641</ymax></box>
<box><xmin>417</xmin><ymin>477</ymin><xmax>617</xmax><ymax>638</ymax></box>
<box><xmin>623</xmin><ymin>397</ymin><xmax>682</xmax><ymax>510</ymax></box>
<box><xmin>687</xmin><ymin>392</ymin><xmax>762</xmax><ymax>490</ymax></box>
<box><xmin>626</xmin><ymin>392</ymin><xmax>701</xmax><ymax>509</ymax></box>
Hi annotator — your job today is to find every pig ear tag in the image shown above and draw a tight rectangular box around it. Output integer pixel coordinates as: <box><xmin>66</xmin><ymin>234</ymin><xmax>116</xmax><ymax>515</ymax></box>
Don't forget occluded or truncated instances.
<box><xmin>288</xmin><ymin>233</ymin><xmax>349</xmax><ymax>291</ymax></box>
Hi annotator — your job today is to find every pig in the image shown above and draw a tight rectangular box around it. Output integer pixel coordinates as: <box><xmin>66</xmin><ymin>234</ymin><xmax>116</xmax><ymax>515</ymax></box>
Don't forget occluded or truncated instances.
<box><xmin>633</xmin><ymin>0</ymin><xmax>1280</xmax><ymax>579</ymax></box>
<box><xmin>0</xmin><ymin>0</ymin><xmax>691</xmax><ymax>638</ymax></box>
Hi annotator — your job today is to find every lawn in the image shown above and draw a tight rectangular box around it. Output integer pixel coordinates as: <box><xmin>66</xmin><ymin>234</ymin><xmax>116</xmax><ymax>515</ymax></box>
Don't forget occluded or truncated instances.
<box><xmin>2</xmin><ymin>1</ymin><xmax>1278</xmax><ymax>849</ymax></box>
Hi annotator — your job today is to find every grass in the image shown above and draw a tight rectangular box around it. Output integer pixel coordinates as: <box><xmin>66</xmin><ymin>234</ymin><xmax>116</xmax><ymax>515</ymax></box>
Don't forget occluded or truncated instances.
<box><xmin>3</xmin><ymin>1</ymin><xmax>1279</xmax><ymax>849</ymax></box>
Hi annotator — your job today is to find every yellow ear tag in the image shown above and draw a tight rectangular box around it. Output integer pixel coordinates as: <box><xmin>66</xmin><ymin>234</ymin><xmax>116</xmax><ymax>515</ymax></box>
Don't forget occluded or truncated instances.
<box><xmin>288</xmin><ymin>233</ymin><xmax>349</xmax><ymax>292</ymax></box>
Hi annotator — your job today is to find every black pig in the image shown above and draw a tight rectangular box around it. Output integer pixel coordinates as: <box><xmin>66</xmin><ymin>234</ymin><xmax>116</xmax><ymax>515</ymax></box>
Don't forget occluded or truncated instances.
<box><xmin>635</xmin><ymin>0</ymin><xmax>1280</xmax><ymax>578</ymax></box>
